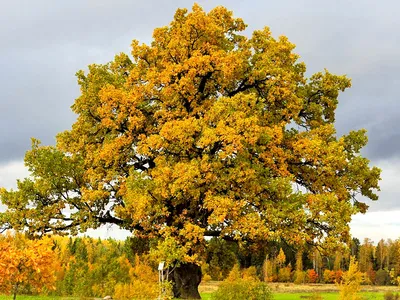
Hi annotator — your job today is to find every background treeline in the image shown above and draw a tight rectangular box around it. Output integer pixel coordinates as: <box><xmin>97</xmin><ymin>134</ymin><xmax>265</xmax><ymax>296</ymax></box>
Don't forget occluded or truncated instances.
<box><xmin>51</xmin><ymin>235</ymin><xmax>159</xmax><ymax>298</ymax></box>
<box><xmin>2</xmin><ymin>234</ymin><xmax>400</xmax><ymax>298</ymax></box>
<box><xmin>203</xmin><ymin>237</ymin><xmax>400</xmax><ymax>286</ymax></box>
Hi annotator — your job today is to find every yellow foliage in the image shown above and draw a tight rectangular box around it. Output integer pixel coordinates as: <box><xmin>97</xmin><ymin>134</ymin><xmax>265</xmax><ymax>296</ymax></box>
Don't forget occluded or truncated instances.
<box><xmin>114</xmin><ymin>281</ymin><xmax>159</xmax><ymax>300</ymax></box>
<box><xmin>113</xmin><ymin>254</ymin><xmax>160</xmax><ymax>300</ymax></box>
<box><xmin>277</xmin><ymin>248</ymin><xmax>286</xmax><ymax>266</ymax></box>
<box><xmin>226</xmin><ymin>264</ymin><xmax>242</xmax><ymax>282</ymax></box>
<box><xmin>203</xmin><ymin>273</ymin><xmax>212</xmax><ymax>282</ymax></box>
<box><xmin>262</xmin><ymin>257</ymin><xmax>276</xmax><ymax>283</ymax></box>
<box><xmin>242</xmin><ymin>266</ymin><xmax>258</xmax><ymax>281</ymax></box>
<box><xmin>338</xmin><ymin>256</ymin><xmax>364</xmax><ymax>300</ymax></box>
<box><xmin>0</xmin><ymin>233</ymin><xmax>59</xmax><ymax>298</ymax></box>
<box><xmin>226</xmin><ymin>264</ymin><xmax>259</xmax><ymax>282</ymax></box>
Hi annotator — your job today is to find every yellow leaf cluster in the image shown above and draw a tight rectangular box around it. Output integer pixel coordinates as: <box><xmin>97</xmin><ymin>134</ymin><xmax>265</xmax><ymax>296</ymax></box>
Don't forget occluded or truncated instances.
<box><xmin>0</xmin><ymin>233</ymin><xmax>59</xmax><ymax>297</ymax></box>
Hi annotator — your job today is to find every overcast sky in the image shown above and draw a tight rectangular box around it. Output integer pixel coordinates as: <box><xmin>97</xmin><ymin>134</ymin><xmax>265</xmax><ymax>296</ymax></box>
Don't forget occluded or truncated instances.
<box><xmin>1</xmin><ymin>0</ymin><xmax>399</xmax><ymax>243</ymax></box>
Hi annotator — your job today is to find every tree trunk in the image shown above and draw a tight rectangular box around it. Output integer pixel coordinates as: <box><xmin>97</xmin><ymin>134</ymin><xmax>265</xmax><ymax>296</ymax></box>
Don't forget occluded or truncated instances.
<box><xmin>13</xmin><ymin>283</ymin><xmax>18</xmax><ymax>300</ymax></box>
<box><xmin>172</xmin><ymin>263</ymin><xmax>202</xmax><ymax>299</ymax></box>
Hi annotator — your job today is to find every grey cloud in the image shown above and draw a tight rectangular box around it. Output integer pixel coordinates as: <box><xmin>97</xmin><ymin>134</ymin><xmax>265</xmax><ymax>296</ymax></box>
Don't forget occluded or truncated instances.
<box><xmin>365</xmin><ymin>117</ymin><xmax>400</xmax><ymax>161</ymax></box>
<box><xmin>362</xmin><ymin>158</ymin><xmax>400</xmax><ymax>212</ymax></box>
<box><xmin>1</xmin><ymin>0</ymin><xmax>200</xmax><ymax>163</ymax></box>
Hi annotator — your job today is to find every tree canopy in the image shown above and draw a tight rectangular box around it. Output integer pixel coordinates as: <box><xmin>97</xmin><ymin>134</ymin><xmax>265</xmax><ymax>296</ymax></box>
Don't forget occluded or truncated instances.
<box><xmin>0</xmin><ymin>4</ymin><xmax>380</xmax><ymax>298</ymax></box>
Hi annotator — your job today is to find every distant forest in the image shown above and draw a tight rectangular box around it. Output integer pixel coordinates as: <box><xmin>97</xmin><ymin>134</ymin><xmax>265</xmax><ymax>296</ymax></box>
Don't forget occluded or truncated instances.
<box><xmin>1</xmin><ymin>233</ymin><xmax>399</xmax><ymax>299</ymax></box>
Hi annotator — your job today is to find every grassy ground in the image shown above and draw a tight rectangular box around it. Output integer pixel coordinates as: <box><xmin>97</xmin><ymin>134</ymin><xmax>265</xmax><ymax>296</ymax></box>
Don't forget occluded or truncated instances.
<box><xmin>0</xmin><ymin>294</ymin><xmax>395</xmax><ymax>300</ymax></box>
<box><xmin>198</xmin><ymin>281</ymin><xmax>400</xmax><ymax>300</ymax></box>
<box><xmin>2</xmin><ymin>283</ymin><xmax>399</xmax><ymax>300</ymax></box>
<box><xmin>267</xmin><ymin>282</ymin><xmax>400</xmax><ymax>293</ymax></box>
<box><xmin>268</xmin><ymin>282</ymin><xmax>399</xmax><ymax>300</ymax></box>
<box><xmin>200</xmin><ymin>292</ymin><xmax>396</xmax><ymax>299</ymax></box>
<box><xmin>273</xmin><ymin>292</ymin><xmax>400</xmax><ymax>299</ymax></box>
<box><xmin>0</xmin><ymin>293</ymin><xmax>397</xmax><ymax>300</ymax></box>
<box><xmin>0</xmin><ymin>297</ymin><xmax>78</xmax><ymax>300</ymax></box>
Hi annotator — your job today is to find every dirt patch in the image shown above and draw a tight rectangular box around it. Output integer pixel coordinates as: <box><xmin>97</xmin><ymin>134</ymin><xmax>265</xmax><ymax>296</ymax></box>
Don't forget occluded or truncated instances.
<box><xmin>199</xmin><ymin>281</ymin><xmax>220</xmax><ymax>293</ymax></box>
<box><xmin>200</xmin><ymin>281</ymin><xmax>400</xmax><ymax>294</ymax></box>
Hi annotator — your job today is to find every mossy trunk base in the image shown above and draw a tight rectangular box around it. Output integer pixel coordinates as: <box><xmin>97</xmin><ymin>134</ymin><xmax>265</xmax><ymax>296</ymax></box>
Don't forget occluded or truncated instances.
<box><xmin>172</xmin><ymin>263</ymin><xmax>202</xmax><ymax>299</ymax></box>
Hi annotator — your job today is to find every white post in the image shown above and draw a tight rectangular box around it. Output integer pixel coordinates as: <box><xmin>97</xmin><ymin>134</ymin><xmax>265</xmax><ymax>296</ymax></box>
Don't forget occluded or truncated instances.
<box><xmin>158</xmin><ymin>261</ymin><xmax>165</xmax><ymax>300</ymax></box>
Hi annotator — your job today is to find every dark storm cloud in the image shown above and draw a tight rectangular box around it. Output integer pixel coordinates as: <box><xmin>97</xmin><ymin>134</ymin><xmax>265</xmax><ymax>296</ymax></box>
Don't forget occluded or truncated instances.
<box><xmin>0</xmin><ymin>0</ymin><xmax>192</xmax><ymax>161</ymax></box>
<box><xmin>335</xmin><ymin>62</ymin><xmax>400</xmax><ymax>161</ymax></box>
<box><xmin>1</xmin><ymin>0</ymin><xmax>399</xmax><ymax>209</ymax></box>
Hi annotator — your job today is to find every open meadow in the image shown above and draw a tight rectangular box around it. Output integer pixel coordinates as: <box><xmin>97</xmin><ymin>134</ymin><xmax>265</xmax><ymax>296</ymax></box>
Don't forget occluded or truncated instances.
<box><xmin>198</xmin><ymin>291</ymin><xmax>397</xmax><ymax>300</ymax></box>
<box><xmin>0</xmin><ymin>294</ymin><xmax>396</xmax><ymax>300</ymax></box>
<box><xmin>1</xmin><ymin>283</ymin><xmax>400</xmax><ymax>300</ymax></box>
<box><xmin>0</xmin><ymin>298</ymin><xmax>78</xmax><ymax>300</ymax></box>
<box><xmin>197</xmin><ymin>282</ymin><xmax>400</xmax><ymax>300</ymax></box>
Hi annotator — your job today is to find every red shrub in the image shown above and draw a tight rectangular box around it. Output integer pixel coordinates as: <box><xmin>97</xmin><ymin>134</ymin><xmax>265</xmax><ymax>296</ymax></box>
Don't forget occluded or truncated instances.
<box><xmin>307</xmin><ymin>269</ymin><xmax>319</xmax><ymax>283</ymax></box>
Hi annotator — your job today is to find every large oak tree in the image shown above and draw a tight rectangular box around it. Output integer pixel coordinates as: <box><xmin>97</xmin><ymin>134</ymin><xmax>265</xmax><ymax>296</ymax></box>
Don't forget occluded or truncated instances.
<box><xmin>0</xmin><ymin>5</ymin><xmax>380</xmax><ymax>298</ymax></box>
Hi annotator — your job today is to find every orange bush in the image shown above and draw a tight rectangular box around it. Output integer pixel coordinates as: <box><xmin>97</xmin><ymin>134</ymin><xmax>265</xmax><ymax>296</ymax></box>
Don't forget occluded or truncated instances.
<box><xmin>0</xmin><ymin>233</ymin><xmax>59</xmax><ymax>299</ymax></box>
<box><xmin>335</xmin><ymin>270</ymin><xmax>344</xmax><ymax>283</ymax></box>
<box><xmin>307</xmin><ymin>269</ymin><xmax>319</xmax><ymax>283</ymax></box>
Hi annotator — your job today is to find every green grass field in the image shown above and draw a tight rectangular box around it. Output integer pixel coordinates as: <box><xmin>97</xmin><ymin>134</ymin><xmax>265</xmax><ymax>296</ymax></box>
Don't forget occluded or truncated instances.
<box><xmin>1</xmin><ymin>291</ymin><xmax>398</xmax><ymax>300</ymax></box>
<box><xmin>0</xmin><ymin>297</ymin><xmax>78</xmax><ymax>300</ymax></box>
<box><xmin>273</xmin><ymin>292</ymin><xmax>386</xmax><ymax>300</ymax></box>
<box><xmin>200</xmin><ymin>291</ymin><xmax>394</xmax><ymax>299</ymax></box>
<box><xmin>0</xmin><ymin>294</ymin><xmax>213</xmax><ymax>300</ymax></box>
<box><xmin>197</xmin><ymin>282</ymin><xmax>400</xmax><ymax>300</ymax></box>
